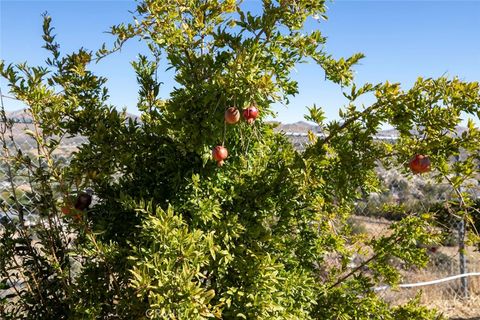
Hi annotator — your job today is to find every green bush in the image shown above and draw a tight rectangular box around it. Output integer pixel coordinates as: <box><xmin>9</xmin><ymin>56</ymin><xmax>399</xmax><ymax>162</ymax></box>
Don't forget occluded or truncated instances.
<box><xmin>1</xmin><ymin>1</ymin><xmax>480</xmax><ymax>319</ymax></box>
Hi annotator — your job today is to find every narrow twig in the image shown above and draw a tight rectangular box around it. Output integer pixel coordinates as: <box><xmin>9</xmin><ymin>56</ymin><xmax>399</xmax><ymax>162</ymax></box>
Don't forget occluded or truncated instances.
<box><xmin>329</xmin><ymin>235</ymin><xmax>402</xmax><ymax>290</ymax></box>
<box><xmin>320</xmin><ymin>102</ymin><xmax>384</xmax><ymax>147</ymax></box>
<box><xmin>328</xmin><ymin>253</ymin><xmax>379</xmax><ymax>290</ymax></box>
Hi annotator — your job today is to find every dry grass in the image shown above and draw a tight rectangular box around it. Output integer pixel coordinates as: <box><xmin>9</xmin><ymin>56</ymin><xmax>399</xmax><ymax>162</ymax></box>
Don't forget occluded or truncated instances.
<box><xmin>381</xmin><ymin>265</ymin><xmax>480</xmax><ymax>319</ymax></box>
<box><xmin>350</xmin><ymin>215</ymin><xmax>480</xmax><ymax>319</ymax></box>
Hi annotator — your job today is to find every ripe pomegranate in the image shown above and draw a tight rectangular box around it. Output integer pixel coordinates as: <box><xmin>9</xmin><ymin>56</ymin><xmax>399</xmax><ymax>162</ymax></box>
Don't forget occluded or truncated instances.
<box><xmin>61</xmin><ymin>206</ymin><xmax>82</xmax><ymax>221</ymax></box>
<box><xmin>212</xmin><ymin>145</ymin><xmax>228</xmax><ymax>166</ymax></box>
<box><xmin>409</xmin><ymin>154</ymin><xmax>431</xmax><ymax>174</ymax></box>
<box><xmin>243</xmin><ymin>106</ymin><xmax>259</xmax><ymax>124</ymax></box>
<box><xmin>225</xmin><ymin>107</ymin><xmax>240</xmax><ymax>124</ymax></box>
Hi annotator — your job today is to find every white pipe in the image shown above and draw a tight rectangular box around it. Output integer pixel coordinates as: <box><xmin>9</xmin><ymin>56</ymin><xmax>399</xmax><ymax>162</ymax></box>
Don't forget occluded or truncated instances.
<box><xmin>374</xmin><ymin>272</ymin><xmax>480</xmax><ymax>291</ymax></box>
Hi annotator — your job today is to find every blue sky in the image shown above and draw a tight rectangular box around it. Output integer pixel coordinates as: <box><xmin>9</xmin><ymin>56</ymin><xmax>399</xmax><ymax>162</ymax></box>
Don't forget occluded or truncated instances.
<box><xmin>1</xmin><ymin>0</ymin><xmax>479</xmax><ymax>123</ymax></box>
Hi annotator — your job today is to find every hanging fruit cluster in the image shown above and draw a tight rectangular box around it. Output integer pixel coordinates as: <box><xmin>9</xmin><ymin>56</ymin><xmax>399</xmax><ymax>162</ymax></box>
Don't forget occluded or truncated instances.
<box><xmin>212</xmin><ymin>103</ymin><xmax>260</xmax><ymax>166</ymax></box>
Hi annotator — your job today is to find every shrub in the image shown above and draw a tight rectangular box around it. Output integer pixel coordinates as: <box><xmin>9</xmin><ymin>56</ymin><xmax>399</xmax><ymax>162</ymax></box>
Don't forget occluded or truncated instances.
<box><xmin>1</xmin><ymin>1</ymin><xmax>480</xmax><ymax>319</ymax></box>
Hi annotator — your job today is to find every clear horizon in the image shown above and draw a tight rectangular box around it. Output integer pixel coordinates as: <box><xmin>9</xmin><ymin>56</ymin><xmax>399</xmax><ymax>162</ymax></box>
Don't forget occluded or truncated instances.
<box><xmin>1</xmin><ymin>0</ymin><xmax>479</xmax><ymax>124</ymax></box>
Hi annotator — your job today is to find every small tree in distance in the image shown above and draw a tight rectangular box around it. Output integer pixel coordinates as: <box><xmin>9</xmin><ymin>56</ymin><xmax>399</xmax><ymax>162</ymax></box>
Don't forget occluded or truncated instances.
<box><xmin>1</xmin><ymin>1</ymin><xmax>480</xmax><ymax>319</ymax></box>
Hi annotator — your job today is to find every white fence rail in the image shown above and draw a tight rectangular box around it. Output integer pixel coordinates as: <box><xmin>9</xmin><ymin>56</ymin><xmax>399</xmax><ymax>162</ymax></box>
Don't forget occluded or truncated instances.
<box><xmin>375</xmin><ymin>272</ymin><xmax>480</xmax><ymax>291</ymax></box>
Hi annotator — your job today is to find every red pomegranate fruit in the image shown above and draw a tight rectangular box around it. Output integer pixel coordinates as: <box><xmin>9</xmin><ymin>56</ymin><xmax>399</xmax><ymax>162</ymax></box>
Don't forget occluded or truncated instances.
<box><xmin>409</xmin><ymin>154</ymin><xmax>431</xmax><ymax>174</ymax></box>
<box><xmin>225</xmin><ymin>107</ymin><xmax>240</xmax><ymax>124</ymax></box>
<box><xmin>61</xmin><ymin>206</ymin><xmax>82</xmax><ymax>221</ymax></box>
<box><xmin>212</xmin><ymin>146</ymin><xmax>228</xmax><ymax>166</ymax></box>
<box><xmin>243</xmin><ymin>106</ymin><xmax>259</xmax><ymax>124</ymax></box>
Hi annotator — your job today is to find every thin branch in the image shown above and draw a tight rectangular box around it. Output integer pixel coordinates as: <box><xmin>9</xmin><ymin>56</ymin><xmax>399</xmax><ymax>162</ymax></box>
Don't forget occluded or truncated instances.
<box><xmin>319</xmin><ymin>102</ymin><xmax>384</xmax><ymax>147</ymax></box>
<box><xmin>328</xmin><ymin>253</ymin><xmax>380</xmax><ymax>290</ymax></box>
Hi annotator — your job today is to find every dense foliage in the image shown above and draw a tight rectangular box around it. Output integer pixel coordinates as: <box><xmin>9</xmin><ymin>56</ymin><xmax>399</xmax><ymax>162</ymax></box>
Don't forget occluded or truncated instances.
<box><xmin>1</xmin><ymin>1</ymin><xmax>480</xmax><ymax>319</ymax></box>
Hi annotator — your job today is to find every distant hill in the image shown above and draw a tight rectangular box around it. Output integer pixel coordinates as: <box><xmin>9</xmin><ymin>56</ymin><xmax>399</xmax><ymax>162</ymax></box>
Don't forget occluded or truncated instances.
<box><xmin>2</xmin><ymin>109</ymin><xmax>469</xmax><ymax>152</ymax></box>
<box><xmin>5</xmin><ymin>109</ymin><xmax>139</xmax><ymax>123</ymax></box>
<box><xmin>272</xmin><ymin>121</ymin><xmax>468</xmax><ymax>138</ymax></box>
<box><xmin>271</xmin><ymin>121</ymin><xmax>322</xmax><ymax>134</ymax></box>
<box><xmin>3</xmin><ymin>109</ymin><xmax>140</xmax><ymax>152</ymax></box>
<box><xmin>5</xmin><ymin>109</ymin><xmax>32</xmax><ymax>122</ymax></box>
<box><xmin>375</xmin><ymin>127</ymin><xmax>468</xmax><ymax>138</ymax></box>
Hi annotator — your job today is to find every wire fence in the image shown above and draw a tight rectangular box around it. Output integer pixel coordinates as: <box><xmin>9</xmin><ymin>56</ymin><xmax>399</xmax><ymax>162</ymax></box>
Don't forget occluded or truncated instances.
<box><xmin>0</xmin><ymin>119</ymin><xmax>87</xmax><ymax>220</ymax></box>
<box><xmin>351</xmin><ymin>214</ymin><xmax>480</xmax><ymax>318</ymax></box>
<box><xmin>379</xmin><ymin>263</ymin><xmax>480</xmax><ymax>318</ymax></box>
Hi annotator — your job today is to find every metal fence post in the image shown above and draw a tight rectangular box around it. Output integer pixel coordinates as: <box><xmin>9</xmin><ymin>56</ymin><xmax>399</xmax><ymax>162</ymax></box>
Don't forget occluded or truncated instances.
<box><xmin>458</xmin><ymin>217</ymin><xmax>468</xmax><ymax>297</ymax></box>
<box><xmin>455</xmin><ymin>154</ymin><xmax>468</xmax><ymax>298</ymax></box>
